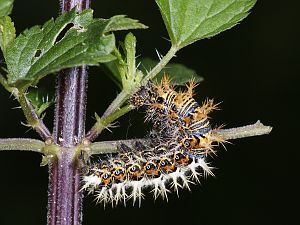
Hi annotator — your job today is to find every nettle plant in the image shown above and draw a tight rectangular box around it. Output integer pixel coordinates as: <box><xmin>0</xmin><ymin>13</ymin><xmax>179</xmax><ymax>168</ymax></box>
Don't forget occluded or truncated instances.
<box><xmin>0</xmin><ymin>0</ymin><xmax>272</xmax><ymax>224</ymax></box>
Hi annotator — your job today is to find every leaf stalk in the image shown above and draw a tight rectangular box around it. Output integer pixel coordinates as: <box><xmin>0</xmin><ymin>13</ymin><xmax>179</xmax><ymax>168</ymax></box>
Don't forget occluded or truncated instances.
<box><xmin>18</xmin><ymin>92</ymin><xmax>52</xmax><ymax>140</ymax></box>
<box><xmin>85</xmin><ymin>104</ymin><xmax>133</xmax><ymax>142</ymax></box>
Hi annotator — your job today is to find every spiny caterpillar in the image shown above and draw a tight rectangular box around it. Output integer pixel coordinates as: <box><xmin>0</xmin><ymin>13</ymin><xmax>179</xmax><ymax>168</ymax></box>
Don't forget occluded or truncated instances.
<box><xmin>82</xmin><ymin>75</ymin><xmax>225</xmax><ymax>207</ymax></box>
<box><xmin>131</xmin><ymin>76</ymin><xmax>223</xmax><ymax>155</ymax></box>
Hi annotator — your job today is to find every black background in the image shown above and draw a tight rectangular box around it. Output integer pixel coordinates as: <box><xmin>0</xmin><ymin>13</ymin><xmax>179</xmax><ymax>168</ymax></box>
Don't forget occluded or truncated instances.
<box><xmin>0</xmin><ymin>0</ymin><xmax>298</xmax><ymax>225</ymax></box>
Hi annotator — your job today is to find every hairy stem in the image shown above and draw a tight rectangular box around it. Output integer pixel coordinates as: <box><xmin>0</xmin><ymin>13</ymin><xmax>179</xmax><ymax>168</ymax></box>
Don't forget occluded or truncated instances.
<box><xmin>85</xmin><ymin>105</ymin><xmax>133</xmax><ymax>142</ymax></box>
<box><xmin>87</xmin><ymin>121</ymin><xmax>272</xmax><ymax>155</ymax></box>
<box><xmin>142</xmin><ymin>45</ymin><xmax>178</xmax><ymax>84</ymax></box>
<box><xmin>61</xmin><ymin>0</ymin><xmax>90</xmax><ymax>11</ymax></box>
<box><xmin>47</xmin><ymin>1</ymin><xmax>90</xmax><ymax>225</ymax></box>
<box><xmin>213</xmin><ymin>120</ymin><xmax>272</xmax><ymax>140</ymax></box>
<box><xmin>102</xmin><ymin>89</ymin><xmax>129</xmax><ymax>118</ymax></box>
<box><xmin>0</xmin><ymin>138</ymin><xmax>44</xmax><ymax>152</ymax></box>
<box><xmin>89</xmin><ymin>138</ymin><xmax>145</xmax><ymax>155</ymax></box>
<box><xmin>18</xmin><ymin>93</ymin><xmax>52</xmax><ymax>140</ymax></box>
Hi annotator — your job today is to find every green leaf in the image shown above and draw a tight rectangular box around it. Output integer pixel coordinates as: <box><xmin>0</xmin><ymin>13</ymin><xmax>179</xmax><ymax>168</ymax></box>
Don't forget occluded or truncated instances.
<box><xmin>5</xmin><ymin>9</ymin><xmax>117</xmax><ymax>90</ymax></box>
<box><xmin>0</xmin><ymin>15</ymin><xmax>15</xmax><ymax>56</ymax></box>
<box><xmin>156</xmin><ymin>0</ymin><xmax>256</xmax><ymax>49</ymax></box>
<box><xmin>123</xmin><ymin>33</ymin><xmax>138</xmax><ymax>87</ymax></box>
<box><xmin>27</xmin><ymin>88</ymin><xmax>54</xmax><ymax>116</ymax></box>
<box><xmin>0</xmin><ymin>0</ymin><xmax>13</xmax><ymax>17</ymax></box>
<box><xmin>139</xmin><ymin>57</ymin><xmax>203</xmax><ymax>85</ymax></box>
<box><xmin>104</xmin><ymin>15</ymin><xmax>148</xmax><ymax>33</ymax></box>
<box><xmin>102</xmin><ymin>33</ymin><xmax>143</xmax><ymax>90</ymax></box>
<box><xmin>4</xmin><ymin>9</ymin><xmax>147</xmax><ymax>90</ymax></box>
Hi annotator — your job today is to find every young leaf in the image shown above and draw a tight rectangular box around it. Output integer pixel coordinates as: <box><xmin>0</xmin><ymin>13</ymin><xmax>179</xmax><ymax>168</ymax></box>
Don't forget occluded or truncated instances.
<box><xmin>123</xmin><ymin>32</ymin><xmax>141</xmax><ymax>88</ymax></box>
<box><xmin>104</xmin><ymin>15</ymin><xmax>148</xmax><ymax>32</ymax></box>
<box><xmin>139</xmin><ymin>57</ymin><xmax>203</xmax><ymax>85</ymax></box>
<box><xmin>0</xmin><ymin>15</ymin><xmax>15</xmax><ymax>56</ymax></box>
<box><xmin>26</xmin><ymin>88</ymin><xmax>54</xmax><ymax>116</ymax></box>
<box><xmin>102</xmin><ymin>33</ymin><xmax>143</xmax><ymax>90</ymax></box>
<box><xmin>156</xmin><ymin>0</ymin><xmax>256</xmax><ymax>49</ymax></box>
<box><xmin>0</xmin><ymin>0</ymin><xmax>14</xmax><ymax>17</ymax></box>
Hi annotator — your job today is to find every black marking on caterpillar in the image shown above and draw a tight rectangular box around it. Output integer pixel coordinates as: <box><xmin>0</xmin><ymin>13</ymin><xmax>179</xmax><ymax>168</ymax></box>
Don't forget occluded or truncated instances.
<box><xmin>83</xmin><ymin>75</ymin><xmax>224</xmax><ymax>207</ymax></box>
<box><xmin>131</xmin><ymin>75</ymin><xmax>223</xmax><ymax>154</ymax></box>
<box><xmin>82</xmin><ymin>143</ymin><xmax>214</xmax><ymax>207</ymax></box>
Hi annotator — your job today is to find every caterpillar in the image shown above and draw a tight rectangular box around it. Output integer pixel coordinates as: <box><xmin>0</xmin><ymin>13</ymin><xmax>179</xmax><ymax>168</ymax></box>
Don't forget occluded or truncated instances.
<box><xmin>132</xmin><ymin>76</ymin><xmax>223</xmax><ymax>154</ymax></box>
<box><xmin>82</xmin><ymin>75</ymin><xmax>224</xmax><ymax>207</ymax></box>
<box><xmin>82</xmin><ymin>142</ymin><xmax>214</xmax><ymax>207</ymax></box>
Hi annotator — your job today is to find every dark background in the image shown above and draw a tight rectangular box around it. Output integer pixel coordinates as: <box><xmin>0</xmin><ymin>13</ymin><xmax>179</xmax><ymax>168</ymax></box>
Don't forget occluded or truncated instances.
<box><xmin>0</xmin><ymin>0</ymin><xmax>298</xmax><ymax>224</ymax></box>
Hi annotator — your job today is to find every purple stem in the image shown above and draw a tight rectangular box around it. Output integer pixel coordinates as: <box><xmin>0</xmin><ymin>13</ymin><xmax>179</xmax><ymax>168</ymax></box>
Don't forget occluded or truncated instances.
<box><xmin>47</xmin><ymin>1</ymin><xmax>90</xmax><ymax>225</ymax></box>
